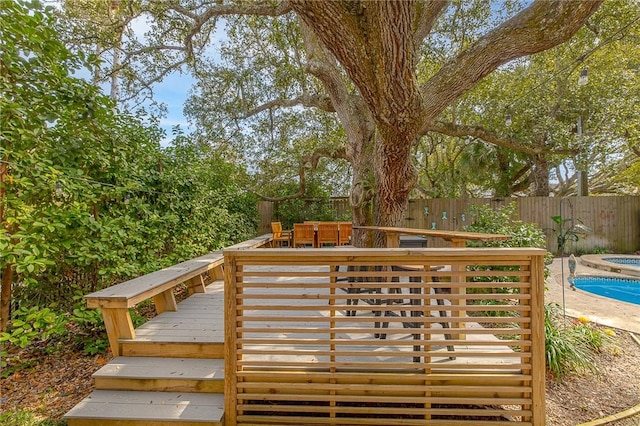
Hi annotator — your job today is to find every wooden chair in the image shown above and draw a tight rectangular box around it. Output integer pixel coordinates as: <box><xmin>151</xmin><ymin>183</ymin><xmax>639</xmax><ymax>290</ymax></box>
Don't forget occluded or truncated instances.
<box><xmin>316</xmin><ymin>222</ymin><xmax>339</xmax><ymax>247</ymax></box>
<box><xmin>270</xmin><ymin>222</ymin><xmax>292</xmax><ymax>247</ymax></box>
<box><xmin>338</xmin><ymin>222</ymin><xmax>352</xmax><ymax>245</ymax></box>
<box><xmin>293</xmin><ymin>223</ymin><xmax>316</xmax><ymax>247</ymax></box>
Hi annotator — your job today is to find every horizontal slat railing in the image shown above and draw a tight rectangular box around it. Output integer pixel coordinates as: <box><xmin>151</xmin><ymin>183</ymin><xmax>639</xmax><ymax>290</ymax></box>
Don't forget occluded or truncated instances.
<box><xmin>85</xmin><ymin>234</ymin><xmax>272</xmax><ymax>356</ymax></box>
<box><xmin>224</xmin><ymin>247</ymin><xmax>546</xmax><ymax>425</ymax></box>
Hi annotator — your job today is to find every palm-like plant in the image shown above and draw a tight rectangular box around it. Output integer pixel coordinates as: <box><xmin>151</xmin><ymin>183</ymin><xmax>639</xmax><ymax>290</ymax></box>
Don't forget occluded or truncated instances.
<box><xmin>549</xmin><ymin>215</ymin><xmax>592</xmax><ymax>255</ymax></box>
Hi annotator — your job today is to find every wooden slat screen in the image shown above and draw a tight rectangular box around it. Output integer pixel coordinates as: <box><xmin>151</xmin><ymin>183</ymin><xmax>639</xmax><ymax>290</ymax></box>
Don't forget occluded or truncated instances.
<box><xmin>224</xmin><ymin>248</ymin><xmax>546</xmax><ymax>425</ymax></box>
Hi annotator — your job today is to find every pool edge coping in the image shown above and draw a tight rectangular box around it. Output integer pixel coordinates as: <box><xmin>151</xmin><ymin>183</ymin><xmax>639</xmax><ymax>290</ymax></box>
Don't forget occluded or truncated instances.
<box><xmin>580</xmin><ymin>254</ymin><xmax>640</xmax><ymax>278</ymax></box>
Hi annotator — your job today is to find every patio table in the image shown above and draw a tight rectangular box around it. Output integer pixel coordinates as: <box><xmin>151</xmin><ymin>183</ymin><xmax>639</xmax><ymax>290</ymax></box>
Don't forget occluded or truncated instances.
<box><xmin>353</xmin><ymin>226</ymin><xmax>512</xmax><ymax>340</ymax></box>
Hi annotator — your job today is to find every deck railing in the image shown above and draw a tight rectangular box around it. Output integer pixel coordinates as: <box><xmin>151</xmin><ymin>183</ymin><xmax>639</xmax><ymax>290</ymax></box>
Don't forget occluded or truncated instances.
<box><xmin>223</xmin><ymin>247</ymin><xmax>546</xmax><ymax>425</ymax></box>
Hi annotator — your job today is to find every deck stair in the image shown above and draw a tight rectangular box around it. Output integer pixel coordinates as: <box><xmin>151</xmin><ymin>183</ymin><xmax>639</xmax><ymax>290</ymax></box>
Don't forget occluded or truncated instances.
<box><xmin>92</xmin><ymin>357</ymin><xmax>224</xmax><ymax>393</ymax></box>
<box><xmin>64</xmin><ymin>283</ymin><xmax>226</xmax><ymax>426</ymax></box>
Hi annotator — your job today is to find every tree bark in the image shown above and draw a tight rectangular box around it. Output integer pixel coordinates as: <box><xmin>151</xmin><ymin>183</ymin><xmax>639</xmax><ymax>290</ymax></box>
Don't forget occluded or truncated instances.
<box><xmin>1</xmin><ymin>265</ymin><xmax>12</xmax><ymax>332</ymax></box>
<box><xmin>0</xmin><ymin>159</ymin><xmax>12</xmax><ymax>331</ymax></box>
<box><xmin>293</xmin><ymin>1</ymin><xmax>424</xmax><ymax>243</ymax></box>
<box><xmin>531</xmin><ymin>155</ymin><xmax>551</xmax><ymax>196</ymax></box>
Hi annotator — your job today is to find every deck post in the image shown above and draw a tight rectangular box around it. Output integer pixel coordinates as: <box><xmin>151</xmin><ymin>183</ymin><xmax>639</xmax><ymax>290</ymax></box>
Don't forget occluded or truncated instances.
<box><xmin>187</xmin><ymin>274</ymin><xmax>207</xmax><ymax>295</ymax></box>
<box><xmin>212</xmin><ymin>264</ymin><xmax>225</xmax><ymax>280</ymax></box>
<box><xmin>530</xmin><ymin>253</ymin><xmax>546</xmax><ymax>424</ymax></box>
<box><xmin>100</xmin><ymin>307</ymin><xmax>135</xmax><ymax>357</ymax></box>
<box><xmin>224</xmin><ymin>254</ymin><xmax>239</xmax><ymax>426</ymax></box>
<box><xmin>153</xmin><ymin>289</ymin><xmax>178</xmax><ymax>314</ymax></box>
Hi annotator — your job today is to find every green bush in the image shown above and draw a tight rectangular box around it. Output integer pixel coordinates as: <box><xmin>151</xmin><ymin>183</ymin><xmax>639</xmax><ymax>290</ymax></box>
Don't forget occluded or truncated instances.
<box><xmin>0</xmin><ymin>306</ymin><xmax>68</xmax><ymax>350</ymax></box>
<box><xmin>1</xmin><ymin>0</ymin><xmax>259</xmax><ymax>329</ymax></box>
<box><xmin>0</xmin><ymin>410</ymin><xmax>65</xmax><ymax>426</ymax></box>
<box><xmin>68</xmin><ymin>295</ymin><xmax>110</xmax><ymax>355</ymax></box>
<box><xmin>465</xmin><ymin>202</ymin><xmax>550</xmax><ymax>255</ymax></box>
<box><xmin>462</xmin><ymin>202</ymin><xmax>552</xmax><ymax>315</ymax></box>
<box><xmin>0</xmin><ymin>296</ymin><xmax>150</xmax><ymax>358</ymax></box>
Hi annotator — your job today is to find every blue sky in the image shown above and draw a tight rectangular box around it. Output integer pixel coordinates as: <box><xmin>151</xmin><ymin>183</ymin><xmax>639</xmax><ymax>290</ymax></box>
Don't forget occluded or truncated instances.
<box><xmin>152</xmin><ymin>71</ymin><xmax>194</xmax><ymax>139</ymax></box>
<box><xmin>126</xmin><ymin>14</ymin><xmax>201</xmax><ymax>142</ymax></box>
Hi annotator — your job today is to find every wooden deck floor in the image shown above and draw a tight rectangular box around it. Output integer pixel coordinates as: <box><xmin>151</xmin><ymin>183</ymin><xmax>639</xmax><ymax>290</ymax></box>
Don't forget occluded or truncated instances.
<box><xmin>67</xmin><ymin>256</ymin><xmax>541</xmax><ymax>425</ymax></box>
<box><xmin>131</xmin><ymin>287</ymin><xmax>225</xmax><ymax>342</ymax></box>
<box><xmin>123</xmin><ymin>268</ymin><xmax>520</xmax><ymax>369</ymax></box>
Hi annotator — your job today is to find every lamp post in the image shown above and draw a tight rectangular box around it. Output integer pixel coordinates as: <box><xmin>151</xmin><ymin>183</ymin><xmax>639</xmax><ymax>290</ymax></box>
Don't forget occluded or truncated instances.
<box><xmin>576</xmin><ymin>69</ymin><xmax>588</xmax><ymax>196</ymax></box>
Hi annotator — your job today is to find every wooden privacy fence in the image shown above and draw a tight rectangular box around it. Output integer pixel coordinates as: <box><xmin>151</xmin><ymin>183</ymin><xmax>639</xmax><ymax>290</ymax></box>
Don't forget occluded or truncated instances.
<box><xmin>260</xmin><ymin>196</ymin><xmax>640</xmax><ymax>253</ymax></box>
<box><xmin>224</xmin><ymin>247</ymin><xmax>546</xmax><ymax>425</ymax></box>
<box><xmin>403</xmin><ymin>197</ymin><xmax>639</xmax><ymax>253</ymax></box>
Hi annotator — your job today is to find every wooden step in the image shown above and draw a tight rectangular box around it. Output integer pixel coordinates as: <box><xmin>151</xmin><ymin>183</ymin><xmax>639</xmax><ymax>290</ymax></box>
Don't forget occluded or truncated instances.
<box><xmin>64</xmin><ymin>390</ymin><xmax>224</xmax><ymax>426</ymax></box>
<box><xmin>93</xmin><ymin>357</ymin><xmax>224</xmax><ymax>393</ymax></box>
<box><xmin>119</xmin><ymin>339</ymin><xmax>224</xmax><ymax>358</ymax></box>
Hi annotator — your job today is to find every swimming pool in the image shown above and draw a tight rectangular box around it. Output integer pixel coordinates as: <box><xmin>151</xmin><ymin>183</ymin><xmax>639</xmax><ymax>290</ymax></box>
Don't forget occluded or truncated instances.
<box><xmin>603</xmin><ymin>257</ymin><xmax>640</xmax><ymax>266</ymax></box>
<box><xmin>573</xmin><ymin>275</ymin><xmax>640</xmax><ymax>306</ymax></box>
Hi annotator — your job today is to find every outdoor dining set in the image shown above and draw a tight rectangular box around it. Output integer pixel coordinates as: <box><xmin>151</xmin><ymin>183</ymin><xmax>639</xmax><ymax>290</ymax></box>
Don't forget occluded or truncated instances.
<box><xmin>270</xmin><ymin>221</ymin><xmax>353</xmax><ymax>248</ymax></box>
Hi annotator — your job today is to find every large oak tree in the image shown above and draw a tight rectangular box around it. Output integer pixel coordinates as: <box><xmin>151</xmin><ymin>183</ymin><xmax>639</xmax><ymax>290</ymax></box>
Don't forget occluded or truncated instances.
<box><xmin>60</xmin><ymin>0</ymin><xmax>603</xmax><ymax>246</ymax></box>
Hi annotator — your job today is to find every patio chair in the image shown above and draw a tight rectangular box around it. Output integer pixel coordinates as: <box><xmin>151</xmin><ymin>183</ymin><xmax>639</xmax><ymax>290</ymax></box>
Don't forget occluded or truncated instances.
<box><xmin>270</xmin><ymin>222</ymin><xmax>292</xmax><ymax>247</ymax></box>
<box><xmin>338</xmin><ymin>222</ymin><xmax>352</xmax><ymax>245</ymax></box>
<box><xmin>317</xmin><ymin>222</ymin><xmax>339</xmax><ymax>247</ymax></box>
<box><xmin>293</xmin><ymin>223</ymin><xmax>316</xmax><ymax>247</ymax></box>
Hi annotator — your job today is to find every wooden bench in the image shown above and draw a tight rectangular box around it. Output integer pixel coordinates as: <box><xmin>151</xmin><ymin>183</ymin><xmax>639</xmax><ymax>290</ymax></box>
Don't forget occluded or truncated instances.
<box><xmin>86</xmin><ymin>234</ymin><xmax>272</xmax><ymax>356</ymax></box>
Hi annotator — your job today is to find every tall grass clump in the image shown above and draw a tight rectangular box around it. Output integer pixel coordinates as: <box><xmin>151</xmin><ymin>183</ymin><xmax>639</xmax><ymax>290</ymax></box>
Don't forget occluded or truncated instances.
<box><xmin>544</xmin><ymin>303</ymin><xmax>613</xmax><ymax>381</ymax></box>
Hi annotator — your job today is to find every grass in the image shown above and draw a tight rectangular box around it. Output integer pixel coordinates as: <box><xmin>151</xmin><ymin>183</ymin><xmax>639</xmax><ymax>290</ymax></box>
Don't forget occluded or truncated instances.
<box><xmin>0</xmin><ymin>411</ymin><xmax>66</xmax><ymax>426</ymax></box>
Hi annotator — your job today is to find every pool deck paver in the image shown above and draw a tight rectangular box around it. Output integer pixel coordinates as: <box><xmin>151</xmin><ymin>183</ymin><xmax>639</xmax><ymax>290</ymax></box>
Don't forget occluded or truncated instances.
<box><xmin>546</xmin><ymin>257</ymin><xmax>640</xmax><ymax>334</ymax></box>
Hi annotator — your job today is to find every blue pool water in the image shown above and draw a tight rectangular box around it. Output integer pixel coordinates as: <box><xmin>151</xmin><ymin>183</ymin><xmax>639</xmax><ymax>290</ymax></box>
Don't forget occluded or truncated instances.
<box><xmin>573</xmin><ymin>275</ymin><xmax>640</xmax><ymax>306</ymax></box>
<box><xmin>603</xmin><ymin>257</ymin><xmax>640</xmax><ymax>266</ymax></box>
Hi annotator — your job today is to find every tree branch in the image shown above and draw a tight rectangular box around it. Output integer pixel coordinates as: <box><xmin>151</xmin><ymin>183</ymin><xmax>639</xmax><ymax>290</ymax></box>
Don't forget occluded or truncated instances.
<box><xmin>510</xmin><ymin>163</ymin><xmax>533</xmax><ymax>193</ymax></box>
<box><xmin>420</xmin><ymin>0</ymin><xmax>603</xmax><ymax>125</ymax></box>
<box><xmin>413</xmin><ymin>1</ymin><xmax>448</xmax><ymax>46</ymax></box>
<box><xmin>299</xmin><ymin>18</ymin><xmax>375</xmax><ymax>161</ymax></box>
<box><xmin>242</xmin><ymin>93</ymin><xmax>335</xmax><ymax>118</ymax></box>
<box><xmin>427</xmin><ymin>120</ymin><xmax>578</xmax><ymax>157</ymax></box>
<box><xmin>168</xmin><ymin>0</ymin><xmax>293</xmax><ymax>20</ymax></box>
<box><xmin>118</xmin><ymin>59</ymin><xmax>188</xmax><ymax>103</ymax></box>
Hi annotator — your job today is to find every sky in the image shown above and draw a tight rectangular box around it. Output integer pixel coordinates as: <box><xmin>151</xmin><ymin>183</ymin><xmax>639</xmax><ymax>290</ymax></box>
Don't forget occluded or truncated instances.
<box><xmin>126</xmin><ymin>13</ymin><xmax>200</xmax><ymax>143</ymax></box>
<box><xmin>150</xmin><ymin>72</ymin><xmax>194</xmax><ymax>139</ymax></box>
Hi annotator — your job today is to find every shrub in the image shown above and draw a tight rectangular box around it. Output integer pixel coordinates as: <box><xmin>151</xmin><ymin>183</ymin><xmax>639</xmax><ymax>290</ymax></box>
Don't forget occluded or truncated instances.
<box><xmin>0</xmin><ymin>294</ymin><xmax>151</xmax><ymax>359</ymax></box>
<box><xmin>465</xmin><ymin>202</ymin><xmax>550</xmax><ymax>255</ymax></box>
<box><xmin>544</xmin><ymin>304</ymin><xmax>612</xmax><ymax>381</ymax></box>
<box><xmin>463</xmin><ymin>203</ymin><xmax>552</xmax><ymax>315</ymax></box>
<box><xmin>0</xmin><ymin>306</ymin><xmax>68</xmax><ymax>350</ymax></box>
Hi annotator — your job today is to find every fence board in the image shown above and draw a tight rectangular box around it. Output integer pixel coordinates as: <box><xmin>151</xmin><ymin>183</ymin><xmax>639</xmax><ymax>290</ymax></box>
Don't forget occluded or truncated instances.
<box><xmin>403</xmin><ymin>197</ymin><xmax>639</xmax><ymax>253</ymax></box>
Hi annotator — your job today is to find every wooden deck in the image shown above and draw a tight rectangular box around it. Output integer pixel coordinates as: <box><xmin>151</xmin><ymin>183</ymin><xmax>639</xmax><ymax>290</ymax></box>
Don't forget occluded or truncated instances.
<box><xmin>120</xmin><ymin>287</ymin><xmax>225</xmax><ymax>358</ymax></box>
<box><xmin>66</xmin><ymin>276</ymin><xmax>531</xmax><ymax>425</ymax></box>
<box><xmin>65</xmin><ymin>241</ymin><xmax>546</xmax><ymax>425</ymax></box>
<box><xmin>224</xmin><ymin>248</ymin><xmax>546</xmax><ymax>425</ymax></box>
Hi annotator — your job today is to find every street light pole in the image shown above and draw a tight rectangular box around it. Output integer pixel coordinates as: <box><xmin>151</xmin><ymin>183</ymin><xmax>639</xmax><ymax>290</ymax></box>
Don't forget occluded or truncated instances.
<box><xmin>576</xmin><ymin>69</ymin><xmax>588</xmax><ymax>196</ymax></box>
